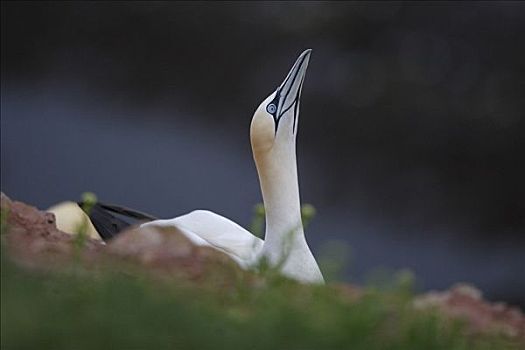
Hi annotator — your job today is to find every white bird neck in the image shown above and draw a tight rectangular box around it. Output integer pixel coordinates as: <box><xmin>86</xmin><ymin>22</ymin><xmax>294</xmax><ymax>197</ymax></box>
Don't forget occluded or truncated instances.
<box><xmin>253</xmin><ymin>135</ymin><xmax>317</xmax><ymax>266</ymax></box>
<box><xmin>253</xmin><ymin>139</ymin><xmax>323</xmax><ymax>283</ymax></box>
<box><xmin>255</xmin><ymin>140</ymin><xmax>303</xmax><ymax>247</ymax></box>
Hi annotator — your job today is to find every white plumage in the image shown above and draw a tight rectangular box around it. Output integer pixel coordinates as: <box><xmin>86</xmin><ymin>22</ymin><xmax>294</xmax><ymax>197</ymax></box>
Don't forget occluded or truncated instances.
<box><xmin>141</xmin><ymin>210</ymin><xmax>263</xmax><ymax>268</ymax></box>
<box><xmin>50</xmin><ymin>49</ymin><xmax>324</xmax><ymax>284</ymax></box>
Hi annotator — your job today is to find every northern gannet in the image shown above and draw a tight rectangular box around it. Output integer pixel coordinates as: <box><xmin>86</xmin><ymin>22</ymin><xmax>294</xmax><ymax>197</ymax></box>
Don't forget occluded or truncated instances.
<box><xmin>48</xmin><ymin>50</ymin><xmax>324</xmax><ymax>284</ymax></box>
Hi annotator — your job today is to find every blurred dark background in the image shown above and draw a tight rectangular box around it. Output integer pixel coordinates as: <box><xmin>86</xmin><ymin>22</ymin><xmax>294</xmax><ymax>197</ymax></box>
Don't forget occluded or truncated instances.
<box><xmin>1</xmin><ymin>2</ymin><xmax>524</xmax><ymax>306</ymax></box>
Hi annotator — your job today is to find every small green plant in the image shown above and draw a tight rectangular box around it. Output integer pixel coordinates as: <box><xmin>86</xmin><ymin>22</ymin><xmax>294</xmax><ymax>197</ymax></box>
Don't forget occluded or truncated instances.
<box><xmin>0</xmin><ymin>206</ymin><xmax>9</xmax><ymax>260</ymax></box>
<box><xmin>73</xmin><ymin>192</ymin><xmax>97</xmax><ymax>250</ymax></box>
<box><xmin>252</xmin><ymin>226</ymin><xmax>300</xmax><ymax>282</ymax></box>
<box><xmin>250</xmin><ymin>203</ymin><xmax>265</xmax><ymax>238</ymax></box>
<box><xmin>0</xmin><ymin>206</ymin><xmax>8</xmax><ymax>236</ymax></box>
<box><xmin>300</xmin><ymin>204</ymin><xmax>316</xmax><ymax>229</ymax></box>
<box><xmin>318</xmin><ymin>240</ymin><xmax>352</xmax><ymax>282</ymax></box>
<box><xmin>249</xmin><ymin>202</ymin><xmax>317</xmax><ymax>238</ymax></box>
<box><xmin>249</xmin><ymin>202</ymin><xmax>318</xmax><ymax>280</ymax></box>
<box><xmin>393</xmin><ymin>269</ymin><xmax>416</xmax><ymax>296</ymax></box>
<box><xmin>366</xmin><ymin>267</ymin><xmax>416</xmax><ymax>298</ymax></box>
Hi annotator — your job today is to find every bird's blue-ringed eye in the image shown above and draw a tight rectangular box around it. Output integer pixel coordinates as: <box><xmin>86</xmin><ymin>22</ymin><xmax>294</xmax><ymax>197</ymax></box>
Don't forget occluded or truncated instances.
<box><xmin>266</xmin><ymin>103</ymin><xmax>277</xmax><ymax>114</ymax></box>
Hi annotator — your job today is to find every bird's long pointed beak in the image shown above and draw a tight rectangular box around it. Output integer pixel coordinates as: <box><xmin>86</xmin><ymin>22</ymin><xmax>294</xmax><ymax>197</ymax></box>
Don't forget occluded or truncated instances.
<box><xmin>275</xmin><ymin>49</ymin><xmax>312</xmax><ymax>122</ymax></box>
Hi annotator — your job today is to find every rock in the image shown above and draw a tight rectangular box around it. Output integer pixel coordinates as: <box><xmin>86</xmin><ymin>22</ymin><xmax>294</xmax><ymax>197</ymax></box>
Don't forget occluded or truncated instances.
<box><xmin>1</xmin><ymin>192</ymin><xmax>57</xmax><ymax>237</ymax></box>
<box><xmin>414</xmin><ymin>282</ymin><xmax>525</xmax><ymax>340</ymax></box>
<box><xmin>1</xmin><ymin>192</ymin><xmax>240</xmax><ymax>284</ymax></box>
<box><xmin>107</xmin><ymin>225</ymin><xmax>240</xmax><ymax>281</ymax></box>
<box><xmin>1</xmin><ymin>192</ymin><xmax>103</xmax><ymax>269</ymax></box>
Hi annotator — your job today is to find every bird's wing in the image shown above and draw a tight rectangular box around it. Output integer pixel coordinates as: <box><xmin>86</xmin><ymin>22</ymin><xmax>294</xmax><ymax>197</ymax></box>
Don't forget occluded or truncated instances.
<box><xmin>92</xmin><ymin>202</ymin><xmax>158</xmax><ymax>221</ymax></box>
<box><xmin>141</xmin><ymin>210</ymin><xmax>264</xmax><ymax>266</ymax></box>
<box><xmin>49</xmin><ymin>201</ymin><xmax>158</xmax><ymax>241</ymax></box>
<box><xmin>79</xmin><ymin>202</ymin><xmax>158</xmax><ymax>241</ymax></box>
<box><xmin>83</xmin><ymin>203</ymin><xmax>137</xmax><ymax>240</ymax></box>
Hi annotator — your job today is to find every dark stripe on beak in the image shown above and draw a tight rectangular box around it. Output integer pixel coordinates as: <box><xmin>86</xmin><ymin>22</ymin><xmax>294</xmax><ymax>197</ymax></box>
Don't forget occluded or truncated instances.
<box><xmin>273</xmin><ymin>49</ymin><xmax>312</xmax><ymax>133</ymax></box>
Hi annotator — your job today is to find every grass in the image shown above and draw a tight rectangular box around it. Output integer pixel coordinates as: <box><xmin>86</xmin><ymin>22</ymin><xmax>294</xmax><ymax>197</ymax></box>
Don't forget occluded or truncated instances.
<box><xmin>1</xmin><ymin>248</ymin><xmax>519</xmax><ymax>350</ymax></box>
<box><xmin>0</xmin><ymin>200</ymin><xmax>520</xmax><ymax>350</ymax></box>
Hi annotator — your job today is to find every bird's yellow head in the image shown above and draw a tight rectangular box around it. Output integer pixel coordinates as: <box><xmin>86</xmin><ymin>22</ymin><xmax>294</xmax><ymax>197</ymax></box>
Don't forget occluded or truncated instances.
<box><xmin>250</xmin><ymin>49</ymin><xmax>312</xmax><ymax>156</ymax></box>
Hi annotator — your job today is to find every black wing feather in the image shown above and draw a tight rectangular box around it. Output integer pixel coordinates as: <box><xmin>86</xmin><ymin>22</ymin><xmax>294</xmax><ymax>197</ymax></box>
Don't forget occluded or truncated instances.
<box><xmin>78</xmin><ymin>202</ymin><xmax>158</xmax><ymax>241</ymax></box>
<box><xmin>97</xmin><ymin>203</ymin><xmax>158</xmax><ymax>221</ymax></box>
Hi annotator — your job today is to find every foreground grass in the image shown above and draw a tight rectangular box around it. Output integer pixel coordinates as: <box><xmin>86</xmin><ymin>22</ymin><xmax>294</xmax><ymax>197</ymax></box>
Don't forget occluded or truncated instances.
<box><xmin>1</xmin><ymin>251</ymin><xmax>519</xmax><ymax>350</ymax></box>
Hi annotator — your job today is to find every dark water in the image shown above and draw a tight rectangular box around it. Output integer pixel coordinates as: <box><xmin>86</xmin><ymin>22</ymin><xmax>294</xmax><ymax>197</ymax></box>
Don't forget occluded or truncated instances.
<box><xmin>2</xmin><ymin>2</ymin><xmax>524</xmax><ymax>306</ymax></box>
